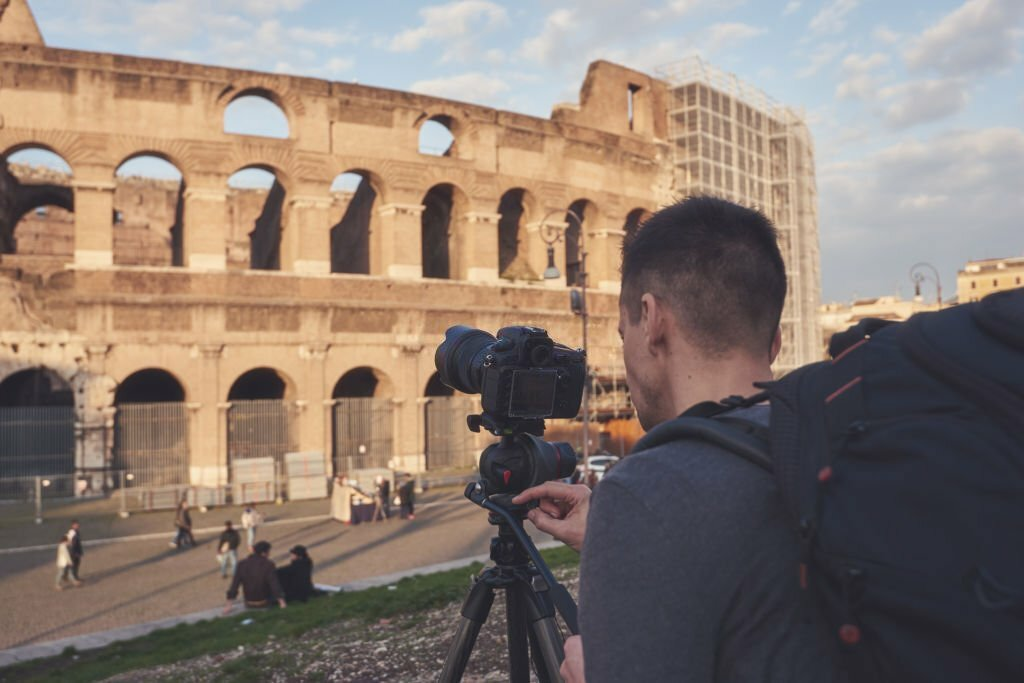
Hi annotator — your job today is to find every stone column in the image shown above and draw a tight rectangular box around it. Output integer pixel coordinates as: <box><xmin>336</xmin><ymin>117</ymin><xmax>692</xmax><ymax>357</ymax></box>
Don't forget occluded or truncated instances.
<box><xmin>458</xmin><ymin>211</ymin><xmax>502</xmax><ymax>282</ymax></box>
<box><xmin>375</xmin><ymin>203</ymin><xmax>424</xmax><ymax>279</ymax></box>
<box><xmin>183</xmin><ymin>186</ymin><xmax>228</xmax><ymax>270</ymax></box>
<box><xmin>283</xmin><ymin>195</ymin><xmax>331</xmax><ymax>275</ymax></box>
<box><xmin>72</xmin><ymin>178</ymin><xmax>115</xmax><ymax>267</ymax></box>
<box><xmin>73</xmin><ymin>345</ymin><xmax>115</xmax><ymax>493</ymax></box>
<box><xmin>298</xmin><ymin>342</ymin><xmax>329</xmax><ymax>459</ymax></box>
<box><xmin>588</xmin><ymin>226</ymin><xmax>626</xmax><ymax>293</ymax></box>
<box><xmin>394</xmin><ymin>336</ymin><xmax>426</xmax><ymax>472</ymax></box>
<box><xmin>191</xmin><ymin>344</ymin><xmax>224</xmax><ymax>488</ymax></box>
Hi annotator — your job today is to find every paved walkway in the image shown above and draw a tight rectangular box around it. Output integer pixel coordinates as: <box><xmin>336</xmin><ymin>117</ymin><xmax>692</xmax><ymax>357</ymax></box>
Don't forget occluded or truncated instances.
<box><xmin>0</xmin><ymin>488</ymin><xmax>558</xmax><ymax>667</ymax></box>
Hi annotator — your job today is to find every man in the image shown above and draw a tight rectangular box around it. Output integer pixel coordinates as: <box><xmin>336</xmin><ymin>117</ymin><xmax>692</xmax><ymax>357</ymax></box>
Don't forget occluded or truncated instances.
<box><xmin>276</xmin><ymin>545</ymin><xmax>315</xmax><ymax>603</ymax></box>
<box><xmin>66</xmin><ymin>520</ymin><xmax>84</xmax><ymax>582</ymax></box>
<box><xmin>224</xmin><ymin>540</ymin><xmax>286</xmax><ymax>613</ymax></box>
<box><xmin>172</xmin><ymin>499</ymin><xmax>195</xmax><ymax>549</ymax></box>
<box><xmin>217</xmin><ymin>520</ymin><xmax>241</xmax><ymax>578</ymax></box>
<box><xmin>514</xmin><ymin>197</ymin><xmax>839</xmax><ymax>682</ymax></box>
<box><xmin>372</xmin><ymin>475</ymin><xmax>390</xmax><ymax>521</ymax></box>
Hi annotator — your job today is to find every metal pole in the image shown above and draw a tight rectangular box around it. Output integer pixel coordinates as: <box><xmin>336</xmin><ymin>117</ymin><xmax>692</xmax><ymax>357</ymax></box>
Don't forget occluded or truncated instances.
<box><xmin>119</xmin><ymin>471</ymin><xmax>130</xmax><ymax>518</ymax></box>
<box><xmin>579</xmin><ymin>219</ymin><xmax>591</xmax><ymax>473</ymax></box>
<box><xmin>34</xmin><ymin>476</ymin><xmax>43</xmax><ymax>525</ymax></box>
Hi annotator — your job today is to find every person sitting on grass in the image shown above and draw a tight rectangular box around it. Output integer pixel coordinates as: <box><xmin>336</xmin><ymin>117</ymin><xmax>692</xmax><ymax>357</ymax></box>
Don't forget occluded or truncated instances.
<box><xmin>224</xmin><ymin>540</ymin><xmax>286</xmax><ymax>614</ymax></box>
<box><xmin>276</xmin><ymin>544</ymin><xmax>316</xmax><ymax>603</ymax></box>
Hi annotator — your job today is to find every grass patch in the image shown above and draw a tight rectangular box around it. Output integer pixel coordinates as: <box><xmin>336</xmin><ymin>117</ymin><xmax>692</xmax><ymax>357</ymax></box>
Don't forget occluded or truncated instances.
<box><xmin>1</xmin><ymin>546</ymin><xmax>579</xmax><ymax>683</ymax></box>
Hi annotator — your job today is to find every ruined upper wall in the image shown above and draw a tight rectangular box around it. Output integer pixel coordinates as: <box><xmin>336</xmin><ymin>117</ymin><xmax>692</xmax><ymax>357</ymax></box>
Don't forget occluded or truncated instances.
<box><xmin>0</xmin><ymin>0</ymin><xmax>43</xmax><ymax>46</ymax></box>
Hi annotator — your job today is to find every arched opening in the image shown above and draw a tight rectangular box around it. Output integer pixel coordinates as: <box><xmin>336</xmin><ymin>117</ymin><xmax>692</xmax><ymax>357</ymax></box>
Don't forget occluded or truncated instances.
<box><xmin>332</xmin><ymin>367</ymin><xmax>394</xmax><ymax>472</ymax></box>
<box><xmin>223</xmin><ymin>92</ymin><xmax>290</xmax><ymax>139</ymax></box>
<box><xmin>227</xmin><ymin>368</ymin><xmax>297</xmax><ymax>502</ymax></box>
<box><xmin>227</xmin><ymin>166</ymin><xmax>286</xmax><ymax>271</ymax></box>
<box><xmin>421</xmin><ymin>183</ymin><xmax>467</xmax><ymax>279</ymax></box>
<box><xmin>418</xmin><ymin>116</ymin><xmax>456</xmax><ymax>157</ymax></box>
<box><xmin>566</xmin><ymin>199</ymin><xmax>596</xmax><ymax>287</ymax></box>
<box><xmin>498</xmin><ymin>188</ymin><xmax>539</xmax><ymax>280</ymax></box>
<box><xmin>623</xmin><ymin>207</ymin><xmax>652</xmax><ymax>246</ymax></box>
<box><xmin>329</xmin><ymin>171</ymin><xmax>377</xmax><ymax>275</ymax></box>
<box><xmin>113</xmin><ymin>369</ymin><xmax>189</xmax><ymax>488</ymax></box>
<box><xmin>114</xmin><ymin>155</ymin><xmax>186</xmax><ymax>267</ymax></box>
<box><xmin>0</xmin><ymin>368</ymin><xmax>75</xmax><ymax>489</ymax></box>
<box><xmin>423</xmin><ymin>371</ymin><xmax>477</xmax><ymax>471</ymax></box>
<box><xmin>1</xmin><ymin>147</ymin><xmax>74</xmax><ymax>261</ymax></box>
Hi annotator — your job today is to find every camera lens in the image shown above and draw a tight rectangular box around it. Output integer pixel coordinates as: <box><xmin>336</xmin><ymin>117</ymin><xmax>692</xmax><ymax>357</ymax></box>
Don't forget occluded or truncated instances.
<box><xmin>532</xmin><ymin>440</ymin><xmax>578</xmax><ymax>485</ymax></box>
<box><xmin>435</xmin><ymin>326</ymin><xmax>496</xmax><ymax>394</ymax></box>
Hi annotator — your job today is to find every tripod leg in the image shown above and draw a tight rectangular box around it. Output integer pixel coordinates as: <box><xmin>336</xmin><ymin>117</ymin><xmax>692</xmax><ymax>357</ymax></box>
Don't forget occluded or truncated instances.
<box><xmin>505</xmin><ymin>578</ymin><xmax>565</xmax><ymax>682</ymax></box>
<box><xmin>438</xmin><ymin>575</ymin><xmax>496</xmax><ymax>683</ymax></box>
<box><xmin>505</xmin><ymin>578</ymin><xmax>532</xmax><ymax>683</ymax></box>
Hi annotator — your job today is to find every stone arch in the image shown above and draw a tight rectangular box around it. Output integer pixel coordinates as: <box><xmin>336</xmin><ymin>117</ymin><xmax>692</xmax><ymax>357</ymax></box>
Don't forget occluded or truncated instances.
<box><xmin>0</xmin><ymin>366</ymin><xmax>73</xmax><ymax>407</ymax></box>
<box><xmin>0</xmin><ymin>367</ymin><xmax>76</xmax><ymax>481</ymax></box>
<box><xmin>114</xmin><ymin>368</ymin><xmax>187</xmax><ymax>404</ymax></box>
<box><xmin>221</xmin><ymin>86</ymin><xmax>293</xmax><ymax>139</ymax></box>
<box><xmin>417</xmin><ymin>114</ymin><xmax>458</xmax><ymax>157</ymax></box>
<box><xmin>424</xmin><ymin>372</ymin><xmax>453</xmax><ymax>397</ymax></box>
<box><xmin>421</xmin><ymin>181</ymin><xmax>470</xmax><ymax>280</ymax></box>
<box><xmin>566</xmin><ymin>198</ymin><xmax>599</xmax><ymax>287</ymax></box>
<box><xmin>623</xmin><ymin>206</ymin><xmax>653</xmax><ymax>245</ymax></box>
<box><xmin>1</xmin><ymin>145</ymin><xmax>74</xmax><ymax>256</ymax></box>
<box><xmin>227</xmin><ymin>367</ymin><xmax>295</xmax><ymax>401</ymax></box>
<box><xmin>332</xmin><ymin>366</ymin><xmax>395</xmax><ymax>399</ymax></box>
<box><xmin>113</xmin><ymin>153</ymin><xmax>187</xmax><ymax>267</ymax></box>
<box><xmin>112</xmin><ymin>368</ymin><xmax>190</xmax><ymax>487</ymax></box>
<box><xmin>329</xmin><ymin>169</ymin><xmax>384</xmax><ymax>275</ymax></box>
<box><xmin>497</xmin><ymin>187</ymin><xmax>539</xmax><ymax>281</ymax></box>
<box><xmin>227</xmin><ymin>164</ymin><xmax>290</xmax><ymax>271</ymax></box>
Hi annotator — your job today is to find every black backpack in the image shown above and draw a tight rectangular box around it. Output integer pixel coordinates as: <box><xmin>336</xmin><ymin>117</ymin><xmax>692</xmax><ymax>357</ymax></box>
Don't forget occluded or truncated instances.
<box><xmin>635</xmin><ymin>288</ymin><xmax>1024</xmax><ymax>682</ymax></box>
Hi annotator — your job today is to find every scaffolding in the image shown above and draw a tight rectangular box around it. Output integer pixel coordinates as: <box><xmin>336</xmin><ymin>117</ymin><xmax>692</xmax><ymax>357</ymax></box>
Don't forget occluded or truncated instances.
<box><xmin>657</xmin><ymin>56</ymin><xmax>822</xmax><ymax>372</ymax></box>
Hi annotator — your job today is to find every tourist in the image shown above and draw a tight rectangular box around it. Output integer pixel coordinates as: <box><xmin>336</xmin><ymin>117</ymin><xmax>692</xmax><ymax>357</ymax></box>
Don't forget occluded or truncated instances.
<box><xmin>217</xmin><ymin>520</ymin><xmax>241</xmax><ymax>578</ymax></box>
<box><xmin>224</xmin><ymin>541</ymin><xmax>286</xmax><ymax>613</ymax></box>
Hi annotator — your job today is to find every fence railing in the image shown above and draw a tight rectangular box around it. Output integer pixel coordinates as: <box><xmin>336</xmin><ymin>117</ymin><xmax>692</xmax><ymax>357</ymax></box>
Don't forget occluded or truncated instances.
<box><xmin>113</xmin><ymin>402</ymin><xmax>190</xmax><ymax>488</ymax></box>
<box><xmin>0</xmin><ymin>406</ymin><xmax>75</xmax><ymax>483</ymax></box>
<box><xmin>424</xmin><ymin>396</ymin><xmax>480</xmax><ymax>470</ymax></box>
<box><xmin>332</xmin><ymin>398</ymin><xmax>394</xmax><ymax>474</ymax></box>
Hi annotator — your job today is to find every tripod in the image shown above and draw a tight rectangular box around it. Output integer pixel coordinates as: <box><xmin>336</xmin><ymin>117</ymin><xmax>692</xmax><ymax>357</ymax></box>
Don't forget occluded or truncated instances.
<box><xmin>438</xmin><ymin>484</ymin><xmax>579</xmax><ymax>683</ymax></box>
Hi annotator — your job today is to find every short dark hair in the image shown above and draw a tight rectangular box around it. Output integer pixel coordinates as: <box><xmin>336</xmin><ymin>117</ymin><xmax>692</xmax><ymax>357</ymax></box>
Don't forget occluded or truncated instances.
<box><xmin>620</xmin><ymin>196</ymin><xmax>786</xmax><ymax>357</ymax></box>
<box><xmin>253</xmin><ymin>541</ymin><xmax>271</xmax><ymax>555</ymax></box>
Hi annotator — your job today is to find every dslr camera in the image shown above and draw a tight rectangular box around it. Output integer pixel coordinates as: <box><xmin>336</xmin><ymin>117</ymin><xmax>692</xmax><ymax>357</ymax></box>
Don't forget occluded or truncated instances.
<box><xmin>435</xmin><ymin>325</ymin><xmax>585</xmax><ymax>495</ymax></box>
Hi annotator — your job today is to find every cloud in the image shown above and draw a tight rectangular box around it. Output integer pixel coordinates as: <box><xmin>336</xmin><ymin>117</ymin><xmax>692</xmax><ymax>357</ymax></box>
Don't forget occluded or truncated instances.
<box><xmin>783</xmin><ymin>1</ymin><xmax>801</xmax><ymax>16</ymax></box>
<box><xmin>797</xmin><ymin>41</ymin><xmax>848</xmax><ymax>77</ymax></box>
<box><xmin>818</xmin><ymin>127</ymin><xmax>1024</xmax><ymax>300</ymax></box>
<box><xmin>702</xmin><ymin>23</ymin><xmax>767</xmax><ymax>54</ymax></box>
<box><xmin>905</xmin><ymin>0</ymin><xmax>1024</xmax><ymax>77</ymax></box>
<box><xmin>390</xmin><ymin>0</ymin><xmax>507</xmax><ymax>63</ymax></box>
<box><xmin>880</xmin><ymin>78</ymin><xmax>969</xmax><ymax>128</ymax></box>
<box><xmin>808</xmin><ymin>0</ymin><xmax>859</xmax><ymax>34</ymax></box>
<box><xmin>835</xmin><ymin>52</ymin><xmax>890</xmax><ymax>100</ymax></box>
<box><xmin>409</xmin><ymin>72</ymin><xmax>510</xmax><ymax>105</ymax></box>
<box><xmin>872</xmin><ymin>25</ymin><xmax>900</xmax><ymax>44</ymax></box>
<box><xmin>520</xmin><ymin>8</ymin><xmax>577</xmax><ymax>64</ymax></box>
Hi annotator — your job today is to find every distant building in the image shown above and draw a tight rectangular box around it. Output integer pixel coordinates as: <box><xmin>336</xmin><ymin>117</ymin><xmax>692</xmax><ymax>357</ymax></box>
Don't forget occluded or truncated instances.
<box><xmin>819</xmin><ymin>296</ymin><xmax>939</xmax><ymax>358</ymax></box>
<box><xmin>957</xmin><ymin>256</ymin><xmax>1024</xmax><ymax>303</ymax></box>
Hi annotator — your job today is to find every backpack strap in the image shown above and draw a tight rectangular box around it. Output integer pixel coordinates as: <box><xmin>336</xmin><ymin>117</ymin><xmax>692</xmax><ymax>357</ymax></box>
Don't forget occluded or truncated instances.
<box><xmin>634</xmin><ymin>414</ymin><xmax>773</xmax><ymax>472</ymax></box>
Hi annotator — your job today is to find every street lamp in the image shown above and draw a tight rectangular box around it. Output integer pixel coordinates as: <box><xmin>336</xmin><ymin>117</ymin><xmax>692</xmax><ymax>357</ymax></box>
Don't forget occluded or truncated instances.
<box><xmin>538</xmin><ymin>208</ymin><xmax>592</xmax><ymax>477</ymax></box>
<box><xmin>909</xmin><ymin>262</ymin><xmax>943</xmax><ymax>309</ymax></box>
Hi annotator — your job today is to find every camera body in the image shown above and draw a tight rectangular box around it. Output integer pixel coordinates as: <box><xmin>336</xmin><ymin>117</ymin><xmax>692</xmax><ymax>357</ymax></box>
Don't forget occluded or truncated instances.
<box><xmin>479</xmin><ymin>326</ymin><xmax>586</xmax><ymax>421</ymax></box>
<box><xmin>436</xmin><ymin>325</ymin><xmax>586</xmax><ymax>422</ymax></box>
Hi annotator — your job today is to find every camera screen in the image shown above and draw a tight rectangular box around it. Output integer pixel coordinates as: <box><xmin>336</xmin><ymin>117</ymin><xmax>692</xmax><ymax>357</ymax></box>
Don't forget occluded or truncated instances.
<box><xmin>508</xmin><ymin>369</ymin><xmax>558</xmax><ymax>418</ymax></box>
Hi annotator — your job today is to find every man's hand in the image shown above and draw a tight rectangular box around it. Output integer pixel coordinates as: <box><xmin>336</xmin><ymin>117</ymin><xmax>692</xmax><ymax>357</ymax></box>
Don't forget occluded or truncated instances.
<box><xmin>222</xmin><ymin>601</ymin><xmax>234</xmax><ymax>616</ymax></box>
<box><xmin>511</xmin><ymin>482</ymin><xmax>591</xmax><ymax>552</ymax></box>
<box><xmin>560</xmin><ymin>635</ymin><xmax>585</xmax><ymax>682</ymax></box>
<box><xmin>278</xmin><ymin>598</ymin><xmax>287</xmax><ymax>609</ymax></box>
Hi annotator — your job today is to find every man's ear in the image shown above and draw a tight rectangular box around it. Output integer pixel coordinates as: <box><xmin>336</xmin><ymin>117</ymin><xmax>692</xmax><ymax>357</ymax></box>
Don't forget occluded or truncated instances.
<box><xmin>641</xmin><ymin>292</ymin><xmax>667</xmax><ymax>352</ymax></box>
<box><xmin>769</xmin><ymin>326</ymin><xmax>782</xmax><ymax>364</ymax></box>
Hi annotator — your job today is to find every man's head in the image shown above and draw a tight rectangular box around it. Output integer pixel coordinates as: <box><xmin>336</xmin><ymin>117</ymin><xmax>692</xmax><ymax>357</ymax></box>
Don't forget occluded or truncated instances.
<box><xmin>224</xmin><ymin>521</ymin><xmax>233</xmax><ymax>530</ymax></box>
<box><xmin>619</xmin><ymin>196</ymin><xmax>786</xmax><ymax>427</ymax></box>
<box><xmin>290</xmin><ymin>545</ymin><xmax>308</xmax><ymax>559</ymax></box>
<box><xmin>253</xmin><ymin>541</ymin><xmax>271</xmax><ymax>556</ymax></box>
<box><xmin>70</xmin><ymin>520</ymin><xmax>79</xmax><ymax>530</ymax></box>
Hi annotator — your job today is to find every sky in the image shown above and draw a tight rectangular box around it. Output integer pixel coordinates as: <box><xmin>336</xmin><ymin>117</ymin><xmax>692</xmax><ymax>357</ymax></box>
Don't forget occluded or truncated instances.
<box><xmin>21</xmin><ymin>0</ymin><xmax>1024</xmax><ymax>303</ymax></box>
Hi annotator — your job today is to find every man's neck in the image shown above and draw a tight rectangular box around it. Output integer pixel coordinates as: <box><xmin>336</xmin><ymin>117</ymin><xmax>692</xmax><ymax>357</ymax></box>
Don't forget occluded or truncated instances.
<box><xmin>666</xmin><ymin>352</ymin><xmax>772</xmax><ymax>420</ymax></box>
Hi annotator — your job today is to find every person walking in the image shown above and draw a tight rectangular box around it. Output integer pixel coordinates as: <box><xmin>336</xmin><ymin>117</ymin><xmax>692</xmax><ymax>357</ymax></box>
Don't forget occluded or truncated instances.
<box><xmin>240</xmin><ymin>504</ymin><xmax>262</xmax><ymax>550</ymax></box>
<box><xmin>55</xmin><ymin>533</ymin><xmax>79</xmax><ymax>590</ymax></box>
<box><xmin>172</xmin><ymin>500</ymin><xmax>195</xmax><ymax>549</ymax></box>
<box><xmin>398</xmin><ymin>476</ymin><xmax>416</xmax><ymax>520</ymax></box>
<box><xmin>372</xmin><ymin>475</ymin><xmax>390</xmax><ymax>522</ymax></box>
<box><xmin>66</xmin><ymin>520</ymin><xmax>84</xmax><ymax>581</ymax></box>
<box><xmin>217</xmin><ymin>520</ymin><xmax>241</xmax><ymax>578</ymax></box>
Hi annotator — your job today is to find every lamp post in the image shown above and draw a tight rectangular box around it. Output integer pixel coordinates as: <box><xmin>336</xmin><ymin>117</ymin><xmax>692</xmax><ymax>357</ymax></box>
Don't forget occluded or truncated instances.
<box><xmin>539</xmin><ymin>208</ymin><xmax>591</xmax><ymax>478</ymax></box>
<box><xmin>909</xmin><ymin>262</ymin><xmax>943</xmax><ymax>309</ymax></box>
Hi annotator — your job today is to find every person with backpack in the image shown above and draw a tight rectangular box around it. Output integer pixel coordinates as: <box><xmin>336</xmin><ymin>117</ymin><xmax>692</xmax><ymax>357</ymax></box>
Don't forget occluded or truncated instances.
<box><xmin>514</xmin><ymin>197</ymin><xmax>841</xmax><ymax>682</ymax></box>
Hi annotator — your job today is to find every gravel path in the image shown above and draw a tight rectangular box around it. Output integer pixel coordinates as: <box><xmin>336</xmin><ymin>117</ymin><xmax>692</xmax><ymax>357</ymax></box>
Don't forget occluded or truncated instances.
<box><xmin>0</xmin><ymin>490</ymin><xmax>551</xmax><ymax>651</ymax></box>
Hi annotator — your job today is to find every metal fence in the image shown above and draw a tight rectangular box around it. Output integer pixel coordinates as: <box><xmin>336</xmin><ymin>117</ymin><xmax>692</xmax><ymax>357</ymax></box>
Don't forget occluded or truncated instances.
<box><xmin>0</xmin><ymin>406</ymin><xmax>75</xmax><ymax>497</ymax></box>
<box><xmin>112</xmin><ymin>402</ymin><xmax>190</xmax><ymax>488</ymax></box>
<box><xmin>332</xmin><ymin>398</ymin><xmax>394</xmax><ymax>473</ymax></box>
<box><xmin>424</xmin><ymin>396</ymin><xmax>479</xmax><ymax>470</ymax></box>
<box><xmin>227</xmin><ymin>400</ymin><xmax>298</xmax><ymax>473</ymax></box>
